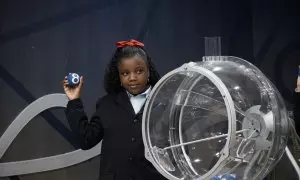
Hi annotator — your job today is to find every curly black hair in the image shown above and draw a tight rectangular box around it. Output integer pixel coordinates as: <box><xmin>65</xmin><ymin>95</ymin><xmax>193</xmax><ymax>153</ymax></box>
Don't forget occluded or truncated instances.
<box><xmin>104</xmin><ymin>45</ymin><xmax>160</xmax><ymax>94</ymax></box>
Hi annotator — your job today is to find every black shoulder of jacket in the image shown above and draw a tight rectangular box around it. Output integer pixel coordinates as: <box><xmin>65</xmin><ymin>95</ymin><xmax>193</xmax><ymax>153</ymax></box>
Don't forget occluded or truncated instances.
<box><xmin>294</xmin><ymin>91</ymin><xmax>300</xmax><ymax>106</ymax></box>
<box><xmin>95</xmin><ymin>93</ymin><xmax>118</xmax><ymax>109</ymax></box>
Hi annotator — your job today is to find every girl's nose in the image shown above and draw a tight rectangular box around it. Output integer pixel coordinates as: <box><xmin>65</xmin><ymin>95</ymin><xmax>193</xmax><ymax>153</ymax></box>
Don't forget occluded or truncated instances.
<box><xmin>129</xmin><ymin>73</ymin><xmax>137</xmax><ymax>81</ymax></box>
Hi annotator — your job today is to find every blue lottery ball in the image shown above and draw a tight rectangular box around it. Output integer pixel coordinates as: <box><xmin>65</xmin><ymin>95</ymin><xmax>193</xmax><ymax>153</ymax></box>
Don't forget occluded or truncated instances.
<box><xmin>221</xmin><ymin>174</ymin><xmax>236</xmax><ymax>180</ymax></box>
<box><xmin>211</xmin><ymin>176</ymin><xmax>221</xmax><ymax>180</ymax></box>
<box><xmin>67</xmin><ymin>73</ymin><xmax>80</xmax><ymax>86</ymax></box>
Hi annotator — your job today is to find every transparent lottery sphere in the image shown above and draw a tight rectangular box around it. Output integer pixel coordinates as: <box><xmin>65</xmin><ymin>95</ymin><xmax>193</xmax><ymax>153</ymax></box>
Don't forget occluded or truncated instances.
<box><xmin>142</xmin><ymin>56</ymin><xmax>290</xmax><ymax>180</ymax></box>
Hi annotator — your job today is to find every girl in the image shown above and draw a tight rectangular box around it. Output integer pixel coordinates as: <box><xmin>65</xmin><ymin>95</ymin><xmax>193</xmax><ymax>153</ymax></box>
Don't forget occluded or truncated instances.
<box><xmin>63</xmin><ymin>39</ymin><xmax>166</xmax><ymax>180</ymax></box>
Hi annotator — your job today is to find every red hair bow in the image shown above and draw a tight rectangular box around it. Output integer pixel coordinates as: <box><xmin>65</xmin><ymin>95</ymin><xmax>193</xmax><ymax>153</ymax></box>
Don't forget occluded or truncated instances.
<box><xmin>116</xmin><ymin>39</ymin><xmax>144</xmax><ymax>48</ymax></box>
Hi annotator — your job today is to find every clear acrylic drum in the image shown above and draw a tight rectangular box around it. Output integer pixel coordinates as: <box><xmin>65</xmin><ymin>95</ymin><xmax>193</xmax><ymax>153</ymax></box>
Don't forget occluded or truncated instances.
<box><xmin>142</xmin><ymin>56</ymin><xmax>289</xmax><ymax>180</ymax></box>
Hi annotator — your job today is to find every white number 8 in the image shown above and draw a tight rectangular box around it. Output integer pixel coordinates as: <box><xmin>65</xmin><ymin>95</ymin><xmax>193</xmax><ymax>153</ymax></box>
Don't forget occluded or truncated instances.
<box><xmin>71</xmin><ymin>73</ymin><xmax>79</xmax><ymax>84</ymax></box>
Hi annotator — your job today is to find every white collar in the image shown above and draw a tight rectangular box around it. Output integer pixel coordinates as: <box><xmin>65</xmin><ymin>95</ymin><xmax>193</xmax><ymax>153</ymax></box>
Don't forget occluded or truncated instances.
<box><xmin>126</xmin><ymin>86</ymin><xmax>151</xmax><ymax>98</ymax></box>
<box><xmin>126</xmin><ymin>86</ymin><xmax>151</xmax><ymax>114</ymax></box>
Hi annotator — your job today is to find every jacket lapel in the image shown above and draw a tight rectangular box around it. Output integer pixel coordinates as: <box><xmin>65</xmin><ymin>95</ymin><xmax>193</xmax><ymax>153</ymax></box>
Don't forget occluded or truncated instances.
<box><xmin>134</xmin><ymin>103</ymin><xmax>145</xmax><ymax>120</ymax></box>
<box><xmin>115</xmin><ymin>90</ymin><xmax>135</xmax><ymax>118</ymax></box>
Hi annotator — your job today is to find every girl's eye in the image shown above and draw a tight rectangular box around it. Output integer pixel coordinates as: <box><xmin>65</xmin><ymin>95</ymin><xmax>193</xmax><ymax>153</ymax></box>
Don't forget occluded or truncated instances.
<box><xmin>137</xmin><ymin>69</ymin><xmax>143</xmax><ymax>74</ymax></box>
<box><xmin>121</xmin><ymin>72</ymin><xmax>128</xmax><ymax>76</ymax></box>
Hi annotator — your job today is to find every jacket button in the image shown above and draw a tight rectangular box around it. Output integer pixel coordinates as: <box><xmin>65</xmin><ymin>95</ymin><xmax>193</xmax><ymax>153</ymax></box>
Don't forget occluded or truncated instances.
<box><xmin>129</xmin><ymin>157</ymin><xmax>133</xmax><ymax>161</ymax></box>
<box><xmin>133</xmin><ymin>119</ymin><xmax>138</xmax><ymax>123</ymax></box>
<box><xmin>131</xmin><ymin>137</ymin><xmax>136</xmax><ymax>142</ymax></box>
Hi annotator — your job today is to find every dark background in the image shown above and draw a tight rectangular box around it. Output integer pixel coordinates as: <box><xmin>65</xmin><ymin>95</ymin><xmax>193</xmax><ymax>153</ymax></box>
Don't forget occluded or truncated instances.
<box><xmin>0</xmin><ymin>0</ymin><xmax>299</xmax><ymax>179</ymax></box>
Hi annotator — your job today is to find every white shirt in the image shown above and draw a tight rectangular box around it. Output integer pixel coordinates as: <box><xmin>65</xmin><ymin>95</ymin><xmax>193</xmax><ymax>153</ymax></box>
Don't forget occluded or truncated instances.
<box><xmin>127</xmin><ymin>86</ymin><xmax>151</xmax><ymax>114</ymax></box>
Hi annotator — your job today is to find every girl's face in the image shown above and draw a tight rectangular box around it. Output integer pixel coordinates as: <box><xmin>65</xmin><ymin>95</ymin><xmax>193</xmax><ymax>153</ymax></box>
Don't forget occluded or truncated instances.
<box><xmin>118</xmin><ymin>55</ymin><xmax>149</xmax><ymax>95</ymax></box>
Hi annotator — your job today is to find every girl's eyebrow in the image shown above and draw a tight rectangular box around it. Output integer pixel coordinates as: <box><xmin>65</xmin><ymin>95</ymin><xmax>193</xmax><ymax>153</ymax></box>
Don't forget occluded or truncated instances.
<box><xmin>135</xmin><ymin>65</ymin><xmax>146</xmax><ymax>68</ymax></box>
